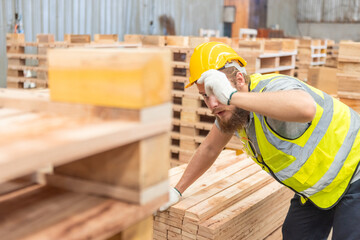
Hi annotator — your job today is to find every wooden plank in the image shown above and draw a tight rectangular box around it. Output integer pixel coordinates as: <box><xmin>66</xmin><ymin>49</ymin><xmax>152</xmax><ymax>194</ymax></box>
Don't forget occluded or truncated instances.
<box><xmin>169</xmin><ymin>157</ymin><xmax>256</xmax><ymax>213</ymax></box>
<box><xmin>0</xmin><ymin>186</ymin><xmax>166</xmax><ymax>240</ymax></box>
<box><xmin>0</xmin><ymin>89</ymin><xmax>172</xmax><ymax>122</ymax></box>
<box><xmin>0</xmin><ymin>175</ymin><xmax>35</xmax><ymax>196</ymax></box>
<box><xmin>197</xmin><ymin>181</ymin><xmax>292</xmax><ymax>239</ymax></box>
<box><xmin>7</xmin><ymin>53</ymin><xmax>47</xmax><ymax>60</ymax></box>
<box><xmin>48</xmin><ymin>48</ymin><xmax>171</xmax><ymax>109</ymax></box>
<box><xmin>184</xmin><ymin>171</ymin><xmax>273</xmax><ymax>222</ymax></box>
<box><xmin>0</xmin><ymin>117</ymin><xmax>170</xmax><ymax>183</ymax></box>
<box><xmin>264</xmin><ymin>226</ymin><xmax>283</xmax><ymax>240</ymax></box>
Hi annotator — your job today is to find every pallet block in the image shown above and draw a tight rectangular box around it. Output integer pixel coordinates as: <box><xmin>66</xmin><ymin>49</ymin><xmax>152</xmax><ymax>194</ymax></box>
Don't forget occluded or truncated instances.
<box><xmin>142</xmin><ymin>35</ymin><xmax>166</xmax><ymax>46</ymax></box>
<box><xmin>124</xmin><ymin>34</ymin><xmax>144</xmax><ymax>44</ymax></box>
<box><xmin>47</xmin><ymin>132</ymin><xmax>170</xmax><ymax>204</ymax></box>
<box><xmin>6</xmin><ymin>33</ymin><xmax>25</xmax><ymax>43</ymax></box>
<box><xmin>166</xmin><ymin>36</ymin><xmax>189</xmax><ymax>47</ymax></box>
<box><xmin>64</xmin><ymin>34</ymin><xmax>91</xmax><ymax>43</ymax></box>
<box><xmin>36</xmin><ymin>34</ymin><xmax>55</xmax><ymax>43</ymax></box>
<box><xmin>48</xmin><ymin>48</ymin><xmax>171</xmax><ymax>109</ymax></box>
<box><xmin>94</xmin><ymin>34</ymin><xmax>118</xmax><ymax>43</ymax></box>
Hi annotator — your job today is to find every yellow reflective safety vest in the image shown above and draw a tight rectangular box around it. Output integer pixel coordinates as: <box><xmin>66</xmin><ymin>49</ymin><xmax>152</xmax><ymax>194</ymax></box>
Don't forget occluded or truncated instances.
<box><xmin>238</xmin><ymin>73</ymin><xmax>360</xmax><ymax>209</ymax></box>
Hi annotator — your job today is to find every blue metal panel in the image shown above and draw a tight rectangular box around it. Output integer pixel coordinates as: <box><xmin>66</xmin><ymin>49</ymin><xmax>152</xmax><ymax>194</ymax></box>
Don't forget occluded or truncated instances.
<box><xmin>0</xmin><ymin>0</ymin><xmax>224</xmax><ymax>87</ymax></box>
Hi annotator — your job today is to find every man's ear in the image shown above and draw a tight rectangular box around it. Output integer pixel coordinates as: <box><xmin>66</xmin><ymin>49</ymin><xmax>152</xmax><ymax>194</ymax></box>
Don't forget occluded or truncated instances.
<box><xmin>236</xmin><ymin>71</ymin><xmax>246</xmax><ymax>87</ymax></box>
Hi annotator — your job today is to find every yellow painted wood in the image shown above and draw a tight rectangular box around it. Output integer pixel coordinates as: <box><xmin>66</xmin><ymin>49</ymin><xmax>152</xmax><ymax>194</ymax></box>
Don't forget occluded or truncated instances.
<box><xmin>48</xmin><ymin>48</ymin><xmax>171</xmax><ymax>109</ymax></box>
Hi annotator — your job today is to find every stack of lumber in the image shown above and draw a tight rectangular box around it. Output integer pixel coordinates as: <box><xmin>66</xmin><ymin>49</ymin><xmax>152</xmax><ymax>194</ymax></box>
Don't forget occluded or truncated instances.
<box><xmin>234</xmin><ymin>38</ymin><xmax>297</xmax><ymax>76</ymax></box>
<box><xmin>154</xmin><ymin>150</ymin><xmax>293</xmax><ymax>240</ymax></box>
<box><xmin>0</xmin><ymin>47</ymin><xmax>172</xmax><ymax>239</ymax></box>
<box><xmin>307</xmin><ymin>66</ymin><xmax>338</xmax><ymax>96</ymax></box>
<box><xmin>337</xmin><ymin>41</ymin><xmax>360</xmax><ymax>113</ymax></box>
<box><xmin>325</xmin><ymin>40</ymin><xmax>339</xmax><ymax>68</ymax></box>
<box><xmin>295</xmin><ymin>38</ymin><xmax>327</xmax><ymax>81</ymax></box>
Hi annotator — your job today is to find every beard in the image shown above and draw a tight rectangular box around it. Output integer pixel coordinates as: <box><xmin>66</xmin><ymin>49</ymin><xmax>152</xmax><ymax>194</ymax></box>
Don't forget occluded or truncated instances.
<box><xmin>217</xmin><ymin>107</ymin><xmax>249</xmax><ymax>134</ymax></box>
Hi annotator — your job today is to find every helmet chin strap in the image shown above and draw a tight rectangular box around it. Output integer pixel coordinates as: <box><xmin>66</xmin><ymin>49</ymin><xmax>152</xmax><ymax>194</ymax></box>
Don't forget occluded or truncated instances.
<box><xmin>224</xmin><ymin>61</ymin><xmax>247</xmax><ymax>75</ymax></box>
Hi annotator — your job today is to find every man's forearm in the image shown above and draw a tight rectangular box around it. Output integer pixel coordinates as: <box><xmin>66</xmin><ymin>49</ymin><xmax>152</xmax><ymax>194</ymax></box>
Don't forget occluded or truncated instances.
<box><xmin>230</xmin><ymin>90</ymin><xmax>316</xmax><ymax>123</ymax></box>
<box><xmin>175</xmin><ymin>143</ymin><xmax>222</xmax><ymax>194</ymax></box>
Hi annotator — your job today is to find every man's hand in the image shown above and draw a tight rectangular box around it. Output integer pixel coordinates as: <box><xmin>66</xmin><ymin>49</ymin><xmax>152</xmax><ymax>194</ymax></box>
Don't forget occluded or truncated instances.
<box><xmin>197</xmin><ymin>69</ymin><xmax>237</xmax><ymax>105</ymax></box>
<box><xmin>159</xmin><ymin>187</ymin><xmax>182</xmax><ymax>212</ymax></box>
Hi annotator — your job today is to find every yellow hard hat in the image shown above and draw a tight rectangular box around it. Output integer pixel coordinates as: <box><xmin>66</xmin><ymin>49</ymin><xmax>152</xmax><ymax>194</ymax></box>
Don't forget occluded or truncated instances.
<box><xmin>187</xmin><ymin>42</ymin><xmax>247</xmax><ymax>88</ymax></box>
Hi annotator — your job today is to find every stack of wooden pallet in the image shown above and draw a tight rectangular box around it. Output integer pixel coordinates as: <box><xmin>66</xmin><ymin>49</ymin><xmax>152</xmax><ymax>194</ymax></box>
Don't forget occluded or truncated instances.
<box><xmin>166</xmin><ymin>41</ymin><xmax>243</xmax><ymax>167</ymax></box>
<box><xmin>6</xmin><ymin>33</ymin><xmax>87</xmax><ymax>88</ymax></box>
<box><xmin>234</xmin><ymin>38</ymin><xmax>297</xmax><ymax>76</ymax></box>
<box><xmin>6</xmin><ymin>34</ymin><xmax>136</xmax><ymax>89</ymax></box>
<box><xmin>296</xmin><ymin>38</ymin><xmax>327</xmax><ymax>81</ymax></box>
<box><xmin>325</xmin><ymin>40</ymin><xmax>339</xmax><ymax>68</ymax></box>
<box><xmin>337</xmin><ymin>41</ymin><xmax>360</xmax><ymax>113</ymax></box>
<box><xmin>0</xmin><ymin>47</ymin><xmax>172</xmax><ymax>239</ymax></box>
<box><xmin>154</xmin><ymin>150</ymin><xmax>293</xmax><ymax>240</ymax></box>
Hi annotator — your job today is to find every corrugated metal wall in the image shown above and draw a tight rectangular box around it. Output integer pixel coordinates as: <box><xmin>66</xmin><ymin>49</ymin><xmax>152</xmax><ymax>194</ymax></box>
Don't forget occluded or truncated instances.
<box><xmin>298</xmin><ymin>0</ymin><xmax>360</xmax><ymax>22</ymax></box>
<box><xmin>0</xmin><ymin>0</ymin><xmax>224</xmax><ymax>87</ymax></box>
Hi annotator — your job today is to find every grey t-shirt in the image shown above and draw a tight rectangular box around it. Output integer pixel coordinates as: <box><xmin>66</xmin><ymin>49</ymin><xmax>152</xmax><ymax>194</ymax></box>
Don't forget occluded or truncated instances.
<box><xmin>215</xmin><ymin>76</ymin><xmax>360</xmax><ymax>183</ymax></box>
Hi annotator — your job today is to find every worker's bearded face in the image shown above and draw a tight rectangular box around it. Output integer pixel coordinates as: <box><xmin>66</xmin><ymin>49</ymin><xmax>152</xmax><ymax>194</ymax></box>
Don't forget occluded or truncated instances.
<box><xmin>216</xmin><ymin>107</ymin><xmax>249</xmax><ymax>134</ymax></box>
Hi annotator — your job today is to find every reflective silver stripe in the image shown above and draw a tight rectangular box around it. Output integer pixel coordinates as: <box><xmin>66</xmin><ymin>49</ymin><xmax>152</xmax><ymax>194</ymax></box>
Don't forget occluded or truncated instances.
<box><xmin>301</xmin><ymin>108</ymin><xmax>360</xmax><ymax>196</ymax></box>
<box><xmin>251</xmin><ymin>75</ymin><xmax>284</xmax><ymax>93</ymax></box>
<box><xmin>253</xmin><ymin>77</ymin><xmax>333</xmax><ymax>181</ymax></box>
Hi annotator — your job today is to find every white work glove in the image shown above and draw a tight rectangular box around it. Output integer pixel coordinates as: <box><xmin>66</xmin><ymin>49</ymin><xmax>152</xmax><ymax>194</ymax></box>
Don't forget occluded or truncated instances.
<box><xmin>197</xmin><ymin>69</ymin><xmax>237</xmax><ymax>105</ymax></box>
<box><xmin>159</xmin><ymin>187</ymin><xmax>182</xmax><ymax>212</ymax></box>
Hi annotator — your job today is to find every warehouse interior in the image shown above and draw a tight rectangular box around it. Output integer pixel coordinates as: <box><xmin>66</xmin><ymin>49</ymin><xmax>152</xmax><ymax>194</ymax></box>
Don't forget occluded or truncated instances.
<box><xmin>1</xmin><ymin>0</ymin><xmax>360</xmax><ymax>239</ymax></box>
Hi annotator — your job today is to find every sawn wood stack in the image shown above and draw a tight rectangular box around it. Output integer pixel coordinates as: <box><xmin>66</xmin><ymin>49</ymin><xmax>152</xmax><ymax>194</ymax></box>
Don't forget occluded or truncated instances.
<box><xmin>154</xmin><ymin>150</ymin><xmax>294</xmax><ymax>240</ymax></box>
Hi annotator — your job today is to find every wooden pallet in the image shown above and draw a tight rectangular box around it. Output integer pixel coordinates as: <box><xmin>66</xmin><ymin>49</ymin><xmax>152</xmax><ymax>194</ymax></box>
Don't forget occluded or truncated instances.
<box><xmin>296</xmin><ymin>38</ymin><xmax>327</xmax><ymax>81</ymax></box>
<box><xmin>0</xmin><ymin>47</ymin><xmax>173</xmax><ymax>239</ymax></box>
<box><xmin>325</xmin><ymin>40</ymin><xmax>338</xmax><ymax>68</ymax></box>
<box><xmin>6</xmin><ymin>34</ymin><xmax>139</xmax><ymax>89</ymax></box>
<box><xmin>154</xmin><ymin>150</ymin><xmax>293</xmax><ymax>240</ymax></box>
<box><xmin>337</xmin><ymin>41</ymin><xmax>360</xmax><ymax>108</ymax></box>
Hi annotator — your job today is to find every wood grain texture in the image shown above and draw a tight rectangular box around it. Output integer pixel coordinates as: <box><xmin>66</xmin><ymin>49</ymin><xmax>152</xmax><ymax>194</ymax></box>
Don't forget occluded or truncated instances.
<box><xmin>0</xmin><ymin>186</ymin><xmax>166</xmax><ymax>240</ymax></box>
<box><xmin>154</xmin><ymin>150</ymin><xmax>293</xmax><ymax>239</ymax></box>
<box><xmin>48</xmin><ymin>48</ymin><xmax>171</xmax><ymax>109</ymax></box>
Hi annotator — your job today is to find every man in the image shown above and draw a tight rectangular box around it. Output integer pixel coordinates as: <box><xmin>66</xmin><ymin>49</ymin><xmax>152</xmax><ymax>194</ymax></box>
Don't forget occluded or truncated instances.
<box><xmin>160</xmin><ymin>42</ymin><xmax>360</xmax><ymax>240</ymax></box>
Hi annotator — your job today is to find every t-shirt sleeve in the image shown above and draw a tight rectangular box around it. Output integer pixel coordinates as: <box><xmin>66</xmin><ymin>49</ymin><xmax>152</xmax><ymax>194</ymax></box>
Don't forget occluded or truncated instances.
<box><xmin>263</xmin><ymin>76</ymin><xmax>312</xmax><ymax>139</ymax></box>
